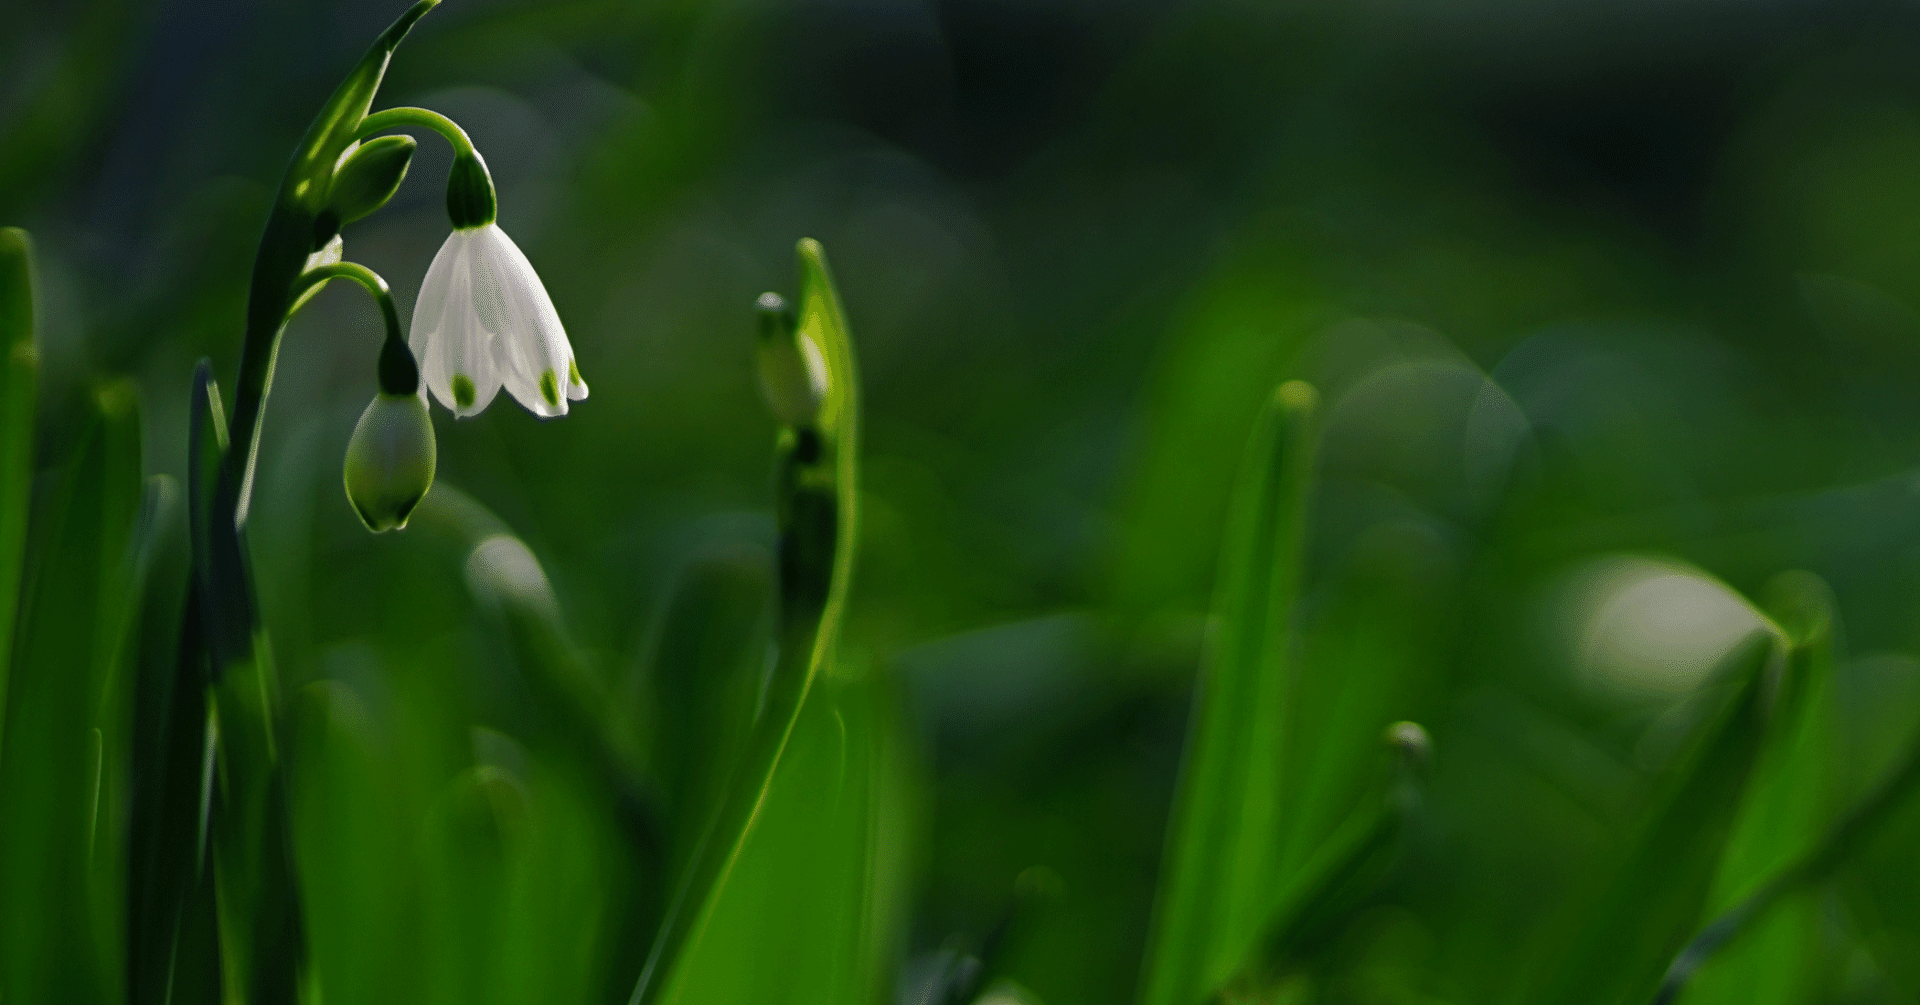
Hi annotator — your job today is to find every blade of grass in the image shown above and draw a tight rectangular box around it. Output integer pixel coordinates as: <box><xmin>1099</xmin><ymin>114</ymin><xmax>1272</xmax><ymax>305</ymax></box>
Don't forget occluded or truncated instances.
<box><xmin>0</xmin><ymin>227</ymin><xmax>39</xmax><ymax>766</ymax></box>
<box><xmin>639</xmin><ymin>552</ymin><xmax>774</xmax><ymax>876</ymax></box>
<box><xmin>88</xmin><ymin>474</ymin><xmax>184</xmax><ymax>1005</ymax></box>
<box><xmin>656</xmin><ymin>674</ymin><xmax>907</xmax><ymax>1005</ymax></box>
<box><xmin>630</xmin><ymin>238</ymin><xmax>862</xmax><ymax>1005</ymax></box>
<box><xmin>1274</xmin><ymin>519</ymin><xmax>1453</xmax><ymax>892</ymax></box>
<box><xmin>1655</xmin><ymin>603</ymin><xmax>1920</xmax><ymax>1003</ymax></box>
<box><xmin>1537</xmin><ymin>630</ymin><xmax>1780</xmax><ymax>1005</ymax></box>
<box><xmin>1230</xmin><ymin>723</ymin><xmax>1431</xmax><ymax>998</ymax></box>
<box><xmin>1140</xmin><ymin>380</ymin><xmax>1319</xmax><ymax>1005</ymax></box>
<box><xmin>1677</xmin><ymin>573</ymin><xmax>1839</xmax><ymax>1005</ymax></box>
<box><xmin>125</xmin><ymin>467</ymin><xmax>214</xmax><ymax>1005</ymax></box>
<box><xmin>0</xmin><ymin>379</ymin><xmax>143</xmax><ymax>1005</ymax></box>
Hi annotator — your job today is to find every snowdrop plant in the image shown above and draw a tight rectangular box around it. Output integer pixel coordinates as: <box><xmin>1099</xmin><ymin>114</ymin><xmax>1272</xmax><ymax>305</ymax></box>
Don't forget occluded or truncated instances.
<box><xmin>138</xmin><ymin>3</ymin><xmax>591</xmax><ymax>1000</ymax></box>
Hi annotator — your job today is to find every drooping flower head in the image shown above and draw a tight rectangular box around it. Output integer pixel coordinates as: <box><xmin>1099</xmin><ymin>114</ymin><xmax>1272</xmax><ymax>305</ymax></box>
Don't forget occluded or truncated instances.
<box><xmin>410</xmin><ymin>151</ymin><xmax>586</xmax><ymax>418</ymax></box>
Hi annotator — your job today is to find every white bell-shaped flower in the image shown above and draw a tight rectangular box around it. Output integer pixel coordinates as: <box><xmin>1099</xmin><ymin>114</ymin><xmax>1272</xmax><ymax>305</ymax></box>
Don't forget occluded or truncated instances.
<box><xmin>410</xmin><ymin>223</ymin><xmax>588</xmax><ymax>418</ymax></box>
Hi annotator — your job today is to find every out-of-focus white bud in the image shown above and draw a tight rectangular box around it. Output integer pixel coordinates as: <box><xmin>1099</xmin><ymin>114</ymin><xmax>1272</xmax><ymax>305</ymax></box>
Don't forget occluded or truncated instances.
<box><xmin>754</xmin><ymin>291</ymin><xmax>827</xmax><ymax>425</ymax></box>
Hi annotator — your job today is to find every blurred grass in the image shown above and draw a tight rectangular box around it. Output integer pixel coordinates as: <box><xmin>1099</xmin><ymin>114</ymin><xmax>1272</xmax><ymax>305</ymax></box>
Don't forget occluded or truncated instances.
<box><xmin>0</xmin><ymin>379</ymin><xmax>143</xmax><ymax>1004</ymax></box>
<box><xmin>0</xmin><ymin>228</ymin><xmax>36</xmax><ymax>762</ymax></box>
<box><xmin>1142</xmin><ymin>380</ymin><xmax>1318</xmax><ymax>1005</ymax></box>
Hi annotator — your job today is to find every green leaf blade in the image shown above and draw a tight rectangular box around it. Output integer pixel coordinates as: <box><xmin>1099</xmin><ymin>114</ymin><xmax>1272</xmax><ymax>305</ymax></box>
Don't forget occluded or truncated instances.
<box><xmin>0</xmin><ymin>226</ymin><xmax>38</xmax><ymax>761</ymax></box>
<box><xmin>1140</xmin><ymin>380</ymin><xmax>1319</xmax><ymax>1005</ymax></box>
<box><xmin>1540</xmin><ymin>630</ymin><xmax>1780</xmax><ymax>1005</ymax></box>
<box><xmin>0</xmin><ymin>380</ymin><xmax>144</xmax><ymax>1005</ymax></box>
<box><xmin>657</xmin><ymin>677</ymin><xmax>908</xmax><ymax>1005</ymax></box>
<box><xmin>1682</xmin><ymin>574</ymin><xmax>1840</xmax><ymax>1005</ymax></box>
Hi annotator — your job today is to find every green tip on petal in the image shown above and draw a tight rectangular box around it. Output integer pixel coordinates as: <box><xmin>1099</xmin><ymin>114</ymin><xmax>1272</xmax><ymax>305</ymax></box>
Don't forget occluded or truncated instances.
<box><xmin>568</xmin><ymin>358</ymin><xmax>582</xmax><ymax>386</ymax></box>
<box><xmin>453</xmin><ymin>374</ymin><xmax>476</xmax><ymax>410</ymax></box>
<box><xmin>540</xmin><ymin>368</ymin><xmax>559</xmax><ymax>408</ymax></box>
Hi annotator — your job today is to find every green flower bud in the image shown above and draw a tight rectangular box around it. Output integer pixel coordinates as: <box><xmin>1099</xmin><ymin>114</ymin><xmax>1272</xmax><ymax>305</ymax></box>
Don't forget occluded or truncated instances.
<box><xmin>754</xmin><ymin>291</ymin><xmax>828</xmax><ymax>425</ymax></box>
<box><xmin>343</xmin><ymin>392</ymin><xmax>436</xmax><ymax>532</ymax></box>
<box><xmin>445</xmin><ymin>150</ymin><xmax>497</xmax><ymax>229</ymax></box>
<box><xmin>326</xmin><ymin>135</ymin><xmax>417</xmax><ymax>226</ymax></box>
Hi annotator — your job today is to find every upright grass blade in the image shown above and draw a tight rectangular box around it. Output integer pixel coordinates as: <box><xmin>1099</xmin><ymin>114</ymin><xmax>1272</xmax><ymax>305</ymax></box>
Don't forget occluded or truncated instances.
<box><xmin>1677</xmin><ymin>573</ymin><xmax>1839</xmax><ymax>1005</ymax></box>
<box><xmin>208</xmin><ymin>646</ymin><xmax>304</xmax><ymax>1005</ymax></box>
<box><xmin>125</xmin><ymin>468</ymin><xmax>213</xmax><ymax>1005</ymax></box>
<box><xmin>125</xmin><ymin>364</ymin><xmax>228</xmax><ymax>1005</ymax></box>
<box><xmin>0</xmin><ymin>379</ymin><xmax>143</xmax><ymax>1005</ymax></box>
<box><xmin>656</xmin><ymin>675</ymin><xmax>909</xmax><ymax>1005</ymax></box>
<box><xmin>89</xmin><ymin>475</ymin><xmax>184</xmax><ymax>1005</ymax></box>
<box><xmin>1231</xmin><ymin>722</ymin><xmax>1431</xmax><ymax>997</ymax></box>
<box><xmin>1655</xmin><ymin>588</ymin><xmax>1920</xmax><ymax>1002</ymax></box>
<box><xmin>630</xmin><ymin>238</ymin><xmax>862</xmax><ymax>1005</ymax></box>
<box><xmin>1140</xmin><ymin>380</ymin><xmax>1319</xmax><ymax>1005</ymax></box>
<box><xmin>0</xmin><ymin>227</ymin><xmax>38</xmax><ymax>764</ymax></box>
<box><xmin>131</xmin><ymin>361</ymin><xmax>279</xmax><ymax>1005</ymax></box>
<box><xmin>1273</xmin><ymin>519</ymin><xmax>1453</xmax><ymax>893</ymax></box>
<box><xmin>1537</xmin><ymin>630</ymin><xmax>1780</xmax><ymax>1005</ymax></box>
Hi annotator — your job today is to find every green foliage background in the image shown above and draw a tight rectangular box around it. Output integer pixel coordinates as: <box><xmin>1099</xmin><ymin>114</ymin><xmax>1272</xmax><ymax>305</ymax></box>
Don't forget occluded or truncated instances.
<box><xmin>10</xmin><ymin>0</ymin><xmax>1920</xmax><ymax>1002</ymax></box>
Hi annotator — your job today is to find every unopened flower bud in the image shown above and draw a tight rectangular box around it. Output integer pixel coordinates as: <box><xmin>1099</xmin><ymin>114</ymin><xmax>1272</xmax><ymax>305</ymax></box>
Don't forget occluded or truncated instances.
<box><xmin>344</xmin><ymin>392</ymin><xmax>436</xmax><ymax>532</ymax></box>
<box><xmin>326</xmin><ymin>134</ymin><xmax>417</xmax><ymax>226</ymax></box>
<box><xmin>754</xmin><ymin>291</ymin><xmax>828</xmax><ymax>425</ymax></box>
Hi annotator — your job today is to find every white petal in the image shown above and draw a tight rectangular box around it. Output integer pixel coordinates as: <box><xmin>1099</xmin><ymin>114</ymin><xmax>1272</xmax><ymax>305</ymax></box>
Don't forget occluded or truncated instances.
<box><xmin>410</xmin><ymin>231</ymin><xmax>462</xmax><ymax>350</ymax></box>
<box><xmin>411</xmin><ymin>231</ymin><xmax>462</xmax><ymax>412</ymax></box>
<box><xmin>473</xmin><ymin>224</ymin><xmax>576</xmax><ymax>417</ymax></box>
<box><xmin>424</xmin><ymin>231</ymin><xmax>502</xmax><ymax>417</ymax></box>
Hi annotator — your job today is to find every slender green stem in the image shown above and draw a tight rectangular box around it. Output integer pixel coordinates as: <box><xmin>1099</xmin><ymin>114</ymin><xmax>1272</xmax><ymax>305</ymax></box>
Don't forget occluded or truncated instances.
<box><xmin>628</xmin><ymin>240</ymin><xmax>861</xmax><ymax>1005</ymax></box>
<box><xmin>1653</xmin><ymin>727</ymin><xmax>1920</xmax><ymax>1004</ymax></box>
<box><xmin>356</xmin><ymin>106</ymin><xmax>477</xmax><ymax>158</ymax></box>
<box><xmin>288</xmin><ymin>261</ymin><xmax>403</xmax><ymax>345</ymax></box>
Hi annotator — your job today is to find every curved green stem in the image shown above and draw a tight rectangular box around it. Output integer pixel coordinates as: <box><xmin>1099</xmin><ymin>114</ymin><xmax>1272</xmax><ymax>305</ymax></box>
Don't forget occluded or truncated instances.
<box><xmin>628</xmin><ymin>240</ymin><xmax>860</xmax><ymax>1005</ymax></box>
<box><xmin>288</xmin><ymin>262</ymin><xmax>402</xmax><ymax>345</ymax></box>
<box><xmin>356</xmin><ymin>106</ymin><xmax>477</xmax><ymax>159</ymax></box>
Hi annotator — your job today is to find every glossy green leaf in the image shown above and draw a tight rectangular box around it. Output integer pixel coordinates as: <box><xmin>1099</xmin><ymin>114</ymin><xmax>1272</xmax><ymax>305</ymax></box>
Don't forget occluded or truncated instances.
<box><xmin>0</xmin><ymin>380</ymin><xmax>143</xmax><ymax>1005</ymax></box>
<box><xmin>1140</xmin><ymin>380</ymin><xmax>1319</xmax><ymax>1005</ymax></box>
